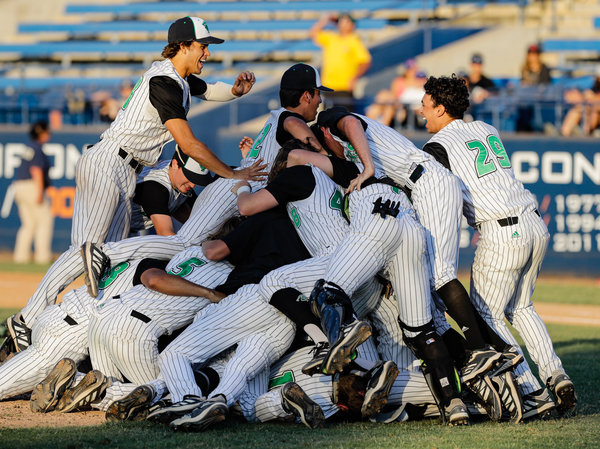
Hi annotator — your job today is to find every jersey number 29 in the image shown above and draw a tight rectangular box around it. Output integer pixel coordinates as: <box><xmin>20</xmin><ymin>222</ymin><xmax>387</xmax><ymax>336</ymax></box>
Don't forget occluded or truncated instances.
<box><xmin>466</xmin><ymin>135</ymin><xmax>511</xmax><ymax>178</ymax></box>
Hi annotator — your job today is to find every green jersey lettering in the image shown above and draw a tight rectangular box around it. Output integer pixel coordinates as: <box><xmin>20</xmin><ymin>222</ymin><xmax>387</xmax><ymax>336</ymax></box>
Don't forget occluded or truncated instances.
<box><xmin>488</xmin><ymin>135</ymin><xmax>511</xmax><ymax>168</ymax></box>
<box><xmin>268</xmin><ymin>370</ymin><xmax>295</xmax><ymax>390</ymax></box>
<box><xmin>248</xmin><ymin>124</ymin><xmax>272</xmax><ymax>159</ymax></box>
<box><xmin>122</xmin><ymin>77</ymin><xmax>142</xmax><ymax>110</ymax></box>
<box><xmin>290</xmin><ymin>207</ymin><xmax>301</xmax><ymax>228</ymax></box>
<box><xmin>98</xmin><ymin>262</ymin><xmax>130</xmax><ymax>290</ymax></box>
<box><xmin>466</xmin><ymin>135</ymin><xmax>512</xmax><ymax>177</ymax></box>
<box><xmin>345</xmin><ymin>143</ymin><xmax>359</xmax><ymax>162</ymax></box>
<box><xmin>467</xmin><ymin>140</ymin><xmax>496</xmax><ymax>177</ymax></box>
<box><xmin>329</xmin><ymin>189</ymin><xmax>344</xmax><ymax>216</ymax></box>
<box><xmin>168</xmin><ymin>257</ymin><xmax>206</xmax><ymax>278</ymax></box>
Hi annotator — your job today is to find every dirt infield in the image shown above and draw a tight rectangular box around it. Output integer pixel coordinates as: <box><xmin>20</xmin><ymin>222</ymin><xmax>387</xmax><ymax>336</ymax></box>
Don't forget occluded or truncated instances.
<box><xmin>0</xmin><ymin>400</ymin><xmax>104</xmax><ymax>428</ymax></box>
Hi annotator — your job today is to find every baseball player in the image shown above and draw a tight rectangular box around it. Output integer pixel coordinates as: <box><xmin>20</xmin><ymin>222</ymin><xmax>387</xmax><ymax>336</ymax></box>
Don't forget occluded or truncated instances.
<box><xmin>86</xmin><ymin>245</ymin><xmax>233</xmax><ymax>388</ymax></box>
<box><xmin>129</xmin><ymin>146</ymin><xmax>212</xmax><ymax>237</ymax></box>
<box><xmin>0</xmin><ymin>257</ymin><xmax>167</xmax><ymax>405</ymax></box>
<box><xmin>313</xmin><ymin>107</ymin><xmax>508</xmax><ymax>381</ymax></box>
<box><xmin>419</xmin><ymin>74</ymin><xmax>576</xmax><ymax>416</ymax></box>
<box><xmin>80</xmin><ymin>63</ymin><xmax>331</xmax><ymax>297</ymax></box>
<box><xmin>5</xmin><ymin>16</ymin><xmax>263</xmax><ymax>353</ymax></box>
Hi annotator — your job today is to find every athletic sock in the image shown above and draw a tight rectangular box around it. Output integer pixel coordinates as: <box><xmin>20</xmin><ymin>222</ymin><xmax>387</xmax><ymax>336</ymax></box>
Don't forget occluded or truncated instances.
<box><xmin>436</xmin><ymin>279</ymin><xmax>486</xmax><ymax>350</ymax></box>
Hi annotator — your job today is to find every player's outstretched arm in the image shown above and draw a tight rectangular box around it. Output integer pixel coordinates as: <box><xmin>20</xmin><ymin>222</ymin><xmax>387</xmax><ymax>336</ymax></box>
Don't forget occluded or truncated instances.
<box><xmin>337</xmin><ymin>115</ymin><xmax>375</xmax><ymax>192</ymax></box>
<box><xmin>233</xmin><ymin>181</ymin><xmax>279</xmax><ymax>216</ymax></box>
<box><xmin>140</xmin><ymin>268</ymin><xmax>225</xmax><ymax>302</ymax></box>
<box><xmin>166</xmin><ymin>118</ymin><xmax>267</xmax><ymax>181</ymax></box>
<box><xmin>287</xmin><ymin>150</ymin><xmax>333</xmax><ymax>177</ymax></box>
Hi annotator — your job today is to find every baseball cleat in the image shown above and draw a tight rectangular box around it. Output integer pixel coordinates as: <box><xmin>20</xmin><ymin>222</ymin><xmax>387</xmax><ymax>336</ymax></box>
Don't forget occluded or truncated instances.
<box><xmin>522</xmin><ymin>389</ymin><xmax>555</xmax><ymax>421</ymax></box>
<box><xmin>460</xmin><ymin>347</ymin><xmax>502</xmax><ymax>383</ymax></box>
<box><xmin>321</xmin><ymin>320</ymin><xmax>371</xmax><ymax>375</ymax></box>
<box><xmin>464</xmin><ymin>375</ymin><xmax>502</xmax><ymax>422</ymax></box>
<box><xmin>81</xmin><ymin>242</ymin><xmax>110</xmax><ymax>298</ymax></box>
<box><xmin>547</xmin><ymin>370</ymin><xmax>577</xmax><ymax>414</ymax></box>
<box><xmin>105</xmin><ymin>385</ymin><xmax>155</xmax><ymax>422</ymax></box>
<box><xmin>492</xmin><ymin>371</ymin><xmax>523</xmax><ymax>423</ymax></box>
<box><xmin>30</xmin><ymin>358</ymin><xmax>77</xmax><ymax>413</ymax></box>
<box><xmin>169</xmin><ymin>395</ymin><xmax>228</xmax><ymax>432</ymax></box>
<box><xmin>281</xmin><ymin>382</ymin><xmax>324</xmax><ymax>429</ymax></box>
<box><xmin>361</xmin><ymin>361</ymin><xmax>399</xmax><ymax>418</ymax></box>
<box><xmin>6</xmin><ymin>313</ymin><xmax>31</xmax><ymax>352</ymax></box>
<box><xmin>488</xmin><ymin>346</ymin><xmax>524</xmax><ymax>378</ymax></box>
<box><xmin>56</xmin><ymin>369</ymin><xmax>108</xmax><ymax>413</ymax></box>
<box><xmin>301</xmin><ymin>342</ymin><xmax>329</xmax><ymax>376</ymax></box>
<box><xmin>0</xmin><ymin>334</ymin><xmax>16</xmax><ymax>365</ymax></box>
<box><xmin>147</xmin><ymin>394</ymin><xmax>205</xmax><ymax>424</ymax></box>
<box><xmin>445</xmin><ymin>398</ymin><xmax>470</xmax><ymax>426</ymax></box>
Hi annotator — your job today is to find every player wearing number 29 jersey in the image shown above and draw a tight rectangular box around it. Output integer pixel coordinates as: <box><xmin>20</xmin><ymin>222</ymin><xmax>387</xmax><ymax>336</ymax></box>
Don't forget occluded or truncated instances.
<box><xmin>420</xmin><ymin>75</ymin><xmax>576</xmax><ymax>411</ymax></box>
<box><xmin>424</xmin><ymin>119</ymin><xmax>537</xmax><ymax>227</ymax></box>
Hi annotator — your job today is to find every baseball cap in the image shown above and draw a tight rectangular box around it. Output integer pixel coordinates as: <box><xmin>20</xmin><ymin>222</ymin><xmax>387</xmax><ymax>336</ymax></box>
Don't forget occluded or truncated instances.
<box><xmin>280</xmin><ymin>63</ymin><xmax>333</xmax><ymax>92</ymax></box>
<box><xmin>527</xmin><ymin>44</ymin><xmax>541</xmax><ymax>54</ymax></box>
<box><xmin>471</xmin><ymin>53</ymin><xmax>483</xmax><ymax>64</ymax></box>
<box><xmin>173</xmin><ymin>145</ymin><xmax>213</xmax><ymax>186</ymax></box>
<box><xmin>168</xmin><ymin>17</ymin><xmax>224</xmax><ymax>45</ymax></box>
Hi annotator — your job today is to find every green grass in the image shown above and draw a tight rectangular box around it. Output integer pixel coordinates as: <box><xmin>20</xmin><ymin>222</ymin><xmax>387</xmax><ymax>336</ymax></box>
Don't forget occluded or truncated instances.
<box><xmin>0</xmin><ymin>260</ymin><xmax>53</xmax><ymax>274</ymax></box>
<box><xmin>457</xmin><ymin>277</ymin><xmax>600</xmax><ymax>306</ymax></box>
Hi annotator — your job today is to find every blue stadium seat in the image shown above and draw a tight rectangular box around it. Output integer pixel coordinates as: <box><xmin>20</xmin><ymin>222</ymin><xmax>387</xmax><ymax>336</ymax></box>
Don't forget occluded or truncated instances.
<box><xmin>18</xmin><ymin>18</ymin><xmax>390</xmax><ymax>36</ymax></box>
<box><xmin>65</xmin><ymin>1</ymin><xmax>434</xmax><ymax>15</ymax></box>
<box><xmin>543</xmin><ymin>40</ymin><xmax>600</xmax><ymax>52</ymax></box>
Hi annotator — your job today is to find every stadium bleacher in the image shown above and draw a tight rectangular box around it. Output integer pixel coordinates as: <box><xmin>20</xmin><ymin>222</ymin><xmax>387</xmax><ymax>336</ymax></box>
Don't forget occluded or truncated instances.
<box><xmin>0</xmin><ymin>0</ymin><xmax>598</xmax><ymax>131</ymax></box>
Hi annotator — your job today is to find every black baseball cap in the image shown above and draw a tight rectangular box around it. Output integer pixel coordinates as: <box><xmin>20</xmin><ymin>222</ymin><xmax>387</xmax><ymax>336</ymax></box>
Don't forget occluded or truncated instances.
<box><xmin>173</xmin><ymin>145</ymin><xmax>214</xmax><ymax>186</ymax></box>
<box><xmin>168</xmin><ymin>17</ymin><xmax>224</xmax><ymax>45</ymax></box>
<box><xmin>280</xmin><ymin>63</ymin><xmax>333</xmax><ymax>92</ymax></box>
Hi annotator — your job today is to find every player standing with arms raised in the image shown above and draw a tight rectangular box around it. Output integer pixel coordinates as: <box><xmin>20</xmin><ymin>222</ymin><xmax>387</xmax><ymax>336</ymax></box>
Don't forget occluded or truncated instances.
<box><xmin>419</xmin><ymin>75</ymin><xmax>576</xmax><ymax>415</ymax></box>
<box><xmin>5</xmin><ymin>17</ymin><xmax>264</xmax><ymax>352</ymax></box>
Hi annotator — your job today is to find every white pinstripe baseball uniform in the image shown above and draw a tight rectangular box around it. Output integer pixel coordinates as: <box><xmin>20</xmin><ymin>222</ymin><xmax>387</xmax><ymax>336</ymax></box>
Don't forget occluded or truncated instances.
<box><xmin>158</xmin><ymin>283</ymin><xmax>295</xmax><ymax>404</ymax></box>
<box><xmin>0</xmin><ymin>259</ymin><xmax>145</xmax><ymax>399</ymax></box>
<box><xmin>87</xmin><ymin>246</ymin><xmax>232</xmax><ymax>386</ymax></box>
<box><xmin>424</xmin><ymin>119</ymin><xmax>564</xmax><ymax>393</ymax></box>
<box><xmin>20</xmin><ymin>59</ymin><xmax>236</xmax><ymax>328</ymax></box>
<box><xmin>128</xmin><ymin>160</ymin><xmax>195</xmax><ymax>235</ymax></box>
<box><xmin>96</xmin><ymin>107</ymin><xmax>296</xmax><ymax>266</ymax></box>
<box><xmin>326</xmin><ymin>113</ymin><xmax>464</xmax><ymax>291</ymax></box>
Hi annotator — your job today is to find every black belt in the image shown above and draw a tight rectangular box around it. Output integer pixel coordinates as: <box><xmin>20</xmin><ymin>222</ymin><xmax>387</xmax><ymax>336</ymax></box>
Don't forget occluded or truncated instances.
<box><xmin>118</xmin><ymin>148</ymin><xmax>143</xmax><ymax>175</ymax></box>
<box><xmin>409</xmin><ymin>164</ymin><xmax>424</xmax><ymax>183</ymax></box>
<box><xmin>64</xmin><ymin>315</ymin><xmax>78</xmax><ymax>326</ymax></box>
<box><xmin>497</xmin><ymin>209</ymin><xmax>540</xmax><ymax>227</ymax></box>
<box><xmin>131</xmin><ymin>310</ymin><xmax>151</xmax><ymax>323</ymax></box>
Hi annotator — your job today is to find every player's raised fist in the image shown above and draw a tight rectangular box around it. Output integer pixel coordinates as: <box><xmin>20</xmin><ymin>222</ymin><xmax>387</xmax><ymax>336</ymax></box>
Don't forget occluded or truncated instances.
<box><xmin>232</xmin><ymin>71</ymin><xmax>256</xmax><ymax>97</ymax></box>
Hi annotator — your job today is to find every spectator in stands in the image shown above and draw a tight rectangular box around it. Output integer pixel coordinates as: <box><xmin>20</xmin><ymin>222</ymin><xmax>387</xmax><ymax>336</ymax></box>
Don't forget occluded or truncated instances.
<box><xmin>467</xmin><ymin>53</ymin><xmax>496</xmax><ymax>104</ymax></box>
<box><xmin>560</xmin><ymin>67</ymin><xmax>600</xmax><ymax>137</ymax></box>
<box><xmin>365</xmin><ymin>59</ymin><xmax>426</xmax><ymax>128</ymax></box>
<box><xmin>517</xmin><ymin>44</ymin><xmax>553</xmax><ymax>132</ymax></box>
<box><xmin>521</xmin><ymin>44</ymin><xmax>551</xmax><ymax>86</ymax></box>
<box><xmin>13</xmin><ymin>121</ymin><xmax>54</xmax><ymax>265</ymax></box>
<box><xmin>310</xmin><ymin>12</ymin><xmax>371</xmax><ymax>111</ymax></box>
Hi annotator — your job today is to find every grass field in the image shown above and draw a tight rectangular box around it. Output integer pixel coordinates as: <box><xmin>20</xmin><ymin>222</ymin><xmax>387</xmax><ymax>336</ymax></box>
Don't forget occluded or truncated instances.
<box><xmin>0</xmin><ymin>277</ymin><xmax>599</xmax><ymax>448</ymax></box>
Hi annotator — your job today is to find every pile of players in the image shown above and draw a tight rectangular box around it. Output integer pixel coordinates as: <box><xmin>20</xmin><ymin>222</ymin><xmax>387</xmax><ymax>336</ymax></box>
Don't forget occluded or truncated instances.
<box><xmin>0</xmin><ymin>17</ymin><xmax>577</xmax><ymax>432</ymax></box>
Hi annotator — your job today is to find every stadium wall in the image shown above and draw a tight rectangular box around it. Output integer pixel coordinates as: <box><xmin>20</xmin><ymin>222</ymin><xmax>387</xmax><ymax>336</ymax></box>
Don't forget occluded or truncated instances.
<box><xmin>0</xmin><ymin>131</ymin><xmax>597</xmax><ymax>276</ymax></box>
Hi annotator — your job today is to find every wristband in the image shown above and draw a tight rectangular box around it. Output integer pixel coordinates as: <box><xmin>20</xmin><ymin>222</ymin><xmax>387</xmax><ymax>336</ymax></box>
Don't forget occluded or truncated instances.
<box><xmin>236</xmin><ymin>186</ymin><xmax>251</xmax><ymax>195</ymax></box>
